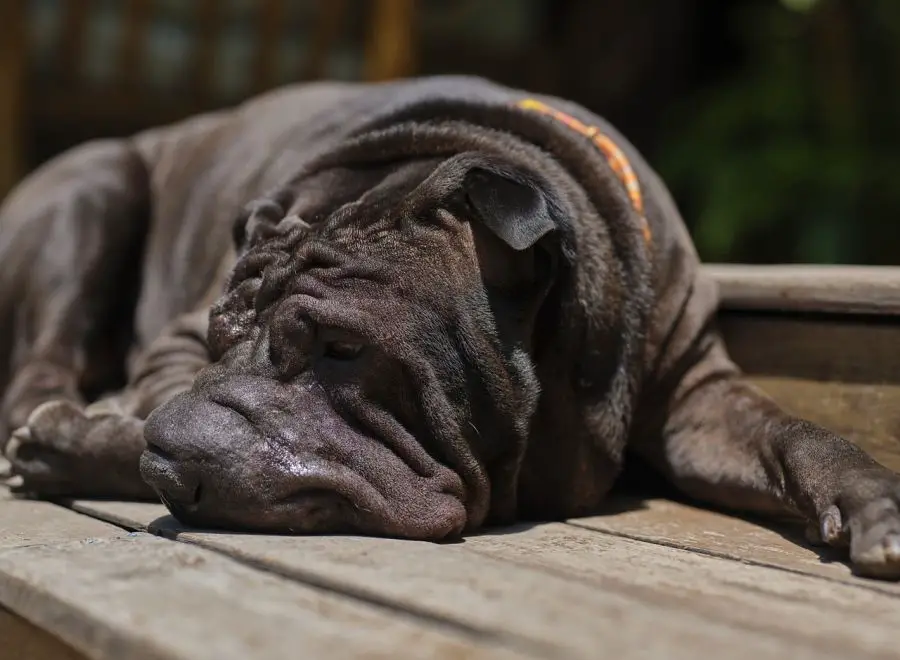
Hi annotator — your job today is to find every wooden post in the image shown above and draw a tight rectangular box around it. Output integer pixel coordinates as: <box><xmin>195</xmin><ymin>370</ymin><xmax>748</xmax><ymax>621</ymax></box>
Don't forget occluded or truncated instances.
<box><xmin>0</xmin><ymin>0</ymin><xmax>26</xmax><ymax>200</ymax></box>
<box><xmin>364</xmin><ymin>0</ymin><xmax>417</xmax><ymax>82</ymax></box>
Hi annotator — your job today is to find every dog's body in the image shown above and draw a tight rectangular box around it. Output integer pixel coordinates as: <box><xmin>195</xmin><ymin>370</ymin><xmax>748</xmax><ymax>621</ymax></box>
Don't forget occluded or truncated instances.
<box><xmin>1</xmin><ymin>76</ymin><xmax>898</xmax><ymax>576</ymax></box>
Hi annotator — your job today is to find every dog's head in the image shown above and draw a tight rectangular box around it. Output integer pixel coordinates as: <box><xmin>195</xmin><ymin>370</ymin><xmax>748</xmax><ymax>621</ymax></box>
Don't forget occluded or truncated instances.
<box><xmin>139</xmin><ymin>145</ymin><xmax>578</xmax><ymax>539</ymax></box>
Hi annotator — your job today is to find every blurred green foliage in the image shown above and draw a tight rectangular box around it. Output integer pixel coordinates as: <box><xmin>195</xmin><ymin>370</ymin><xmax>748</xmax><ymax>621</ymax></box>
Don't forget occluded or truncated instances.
<box><xmin>655</xmin><ymin>0</ymin><xmax>900</xmax><ymax>264</ymax></box>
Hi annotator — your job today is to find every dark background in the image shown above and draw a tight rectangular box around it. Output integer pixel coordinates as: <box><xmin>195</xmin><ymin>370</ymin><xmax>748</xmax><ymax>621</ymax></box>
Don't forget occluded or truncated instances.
<box><xmin>5</xmin><ymin>0</ymin><xmax>899</xmax><ymax>265</ymax></box>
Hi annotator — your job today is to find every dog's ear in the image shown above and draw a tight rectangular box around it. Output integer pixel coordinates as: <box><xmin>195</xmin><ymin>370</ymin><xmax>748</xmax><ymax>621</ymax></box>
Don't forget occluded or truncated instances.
<box><xmin>457</xmin><ymin>164</ymin><xmax>569</xmax><ymax>295</ymax></box>
<box><xmin>463</xmin><ymin>166</ymin><xmax>558</xmax><ymax>252</ymax></box>
<box><xmin>456</xmin><ymin>164</ymin><xmax>571</xmax><ymax>352</ymax></box>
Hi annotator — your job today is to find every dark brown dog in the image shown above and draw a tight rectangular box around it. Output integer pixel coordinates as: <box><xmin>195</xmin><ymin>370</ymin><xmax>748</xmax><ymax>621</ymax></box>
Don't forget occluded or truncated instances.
<box><xmin>1</xmin><ymin>76</ymin><xmax>898</xmax><ymax>578</ymax></box>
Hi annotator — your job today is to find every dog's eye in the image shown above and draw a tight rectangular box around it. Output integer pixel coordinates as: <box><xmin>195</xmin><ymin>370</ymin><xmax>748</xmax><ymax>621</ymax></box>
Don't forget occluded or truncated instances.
<box><xmin>323</xmin><ymin>340</ymin><xmax>364</xmax><ymax>361</ymax></box>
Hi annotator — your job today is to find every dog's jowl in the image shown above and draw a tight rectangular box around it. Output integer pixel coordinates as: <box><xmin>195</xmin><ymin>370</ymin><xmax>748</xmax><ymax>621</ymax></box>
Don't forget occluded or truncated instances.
<box><xmin>1</xmin><ymin>76</ymin><xmax>898</xmax><ymax>578</ymax></box>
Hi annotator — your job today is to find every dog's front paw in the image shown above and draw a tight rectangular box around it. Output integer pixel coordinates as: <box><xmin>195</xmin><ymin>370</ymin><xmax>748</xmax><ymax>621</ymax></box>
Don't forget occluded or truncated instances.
<box><xmin>811</xmin><ymin>471</ymin><xmax>900</xmax><ymax>580</ymax></box>
<box><xmin>4</xmin><ymin>399</ymin><xmax>153</xmax><ymax>499</ymax></box>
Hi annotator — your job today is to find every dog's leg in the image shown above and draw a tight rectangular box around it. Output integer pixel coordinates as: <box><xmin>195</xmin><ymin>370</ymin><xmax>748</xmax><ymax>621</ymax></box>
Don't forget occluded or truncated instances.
<box><xmin>0</xmin><ymin>140</ymin><xmax>148</xmax><ymax>450</ymax></box>
<box><xmin>634</xmin><ymin>334</ymin><xmax>900</xmax><ymax>580</ymax></box>
<box><xmin>6</xmin><ymin>310</ymin><xmax>211</xmax><ymax>499</ymax></box>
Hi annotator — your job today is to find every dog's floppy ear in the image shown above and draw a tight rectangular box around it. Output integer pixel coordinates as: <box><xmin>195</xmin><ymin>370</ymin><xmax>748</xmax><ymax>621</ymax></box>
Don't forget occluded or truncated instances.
<box><xmin>463</xmin><ymin>166</ymin><xmax>558</xmax><ymax>252</ymax></box>
<box><xmin>454</xmin><ymin>162</ymin><xmax>571</xmax><ymax>352</ymax></box>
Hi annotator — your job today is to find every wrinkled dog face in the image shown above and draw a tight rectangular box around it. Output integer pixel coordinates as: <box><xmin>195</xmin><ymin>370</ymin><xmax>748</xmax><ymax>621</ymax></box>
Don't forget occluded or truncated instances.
<box><xmin>140</xmin><ymin>154</ymin><xmax>566</xmax><ymax>539</ymax></box>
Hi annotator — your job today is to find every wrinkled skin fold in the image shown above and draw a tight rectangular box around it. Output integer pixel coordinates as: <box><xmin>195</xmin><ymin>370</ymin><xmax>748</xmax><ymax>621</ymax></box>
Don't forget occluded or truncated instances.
<box><xmin>1</xmin><ymin>76</ymin><xmax>899</xmax><ymax>578</ymax></box>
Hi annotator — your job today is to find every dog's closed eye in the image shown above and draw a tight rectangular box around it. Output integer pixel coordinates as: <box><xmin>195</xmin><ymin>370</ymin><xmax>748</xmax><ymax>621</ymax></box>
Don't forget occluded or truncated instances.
<box><xmin>323</xmin><ymin>340</ymin><xmax>364</xmax><ymax>361</ymax></box>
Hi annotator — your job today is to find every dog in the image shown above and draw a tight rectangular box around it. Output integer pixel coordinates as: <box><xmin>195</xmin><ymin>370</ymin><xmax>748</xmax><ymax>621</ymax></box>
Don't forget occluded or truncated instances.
<box><xmin>1</xmin><ymin>76</ymin><xmax>898</xmax><ymax>578</ymax></box>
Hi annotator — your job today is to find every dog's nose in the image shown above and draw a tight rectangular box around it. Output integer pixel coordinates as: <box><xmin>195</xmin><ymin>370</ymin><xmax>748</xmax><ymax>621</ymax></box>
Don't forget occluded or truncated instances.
<box><xmin>139</xmin><ymin>446</ymin><xmax>203</xmax><ymax>509</ymax></box>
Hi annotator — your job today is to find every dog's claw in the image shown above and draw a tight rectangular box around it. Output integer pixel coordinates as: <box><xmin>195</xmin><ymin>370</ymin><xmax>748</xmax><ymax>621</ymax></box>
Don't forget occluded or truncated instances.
<box><xmin>5</xmin><ymin>426</ymin><xmax>30</xmax><ymax>462</ymax></box>
<box><xmin>820</xmin><ymin>505</ymin><xmax>846</xmax><ymax>546</ymax></box>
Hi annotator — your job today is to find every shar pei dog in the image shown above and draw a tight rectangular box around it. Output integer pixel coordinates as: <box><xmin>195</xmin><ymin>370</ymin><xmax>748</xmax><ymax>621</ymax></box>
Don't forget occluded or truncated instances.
<box><xmin>1</xmin><ymin>76</ymin><xmax>898</xmax><ymax>579</ymax></box>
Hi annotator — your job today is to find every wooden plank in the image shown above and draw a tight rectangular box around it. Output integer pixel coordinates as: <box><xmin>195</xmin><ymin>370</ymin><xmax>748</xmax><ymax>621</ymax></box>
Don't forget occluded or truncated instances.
<box><xmin>719</xmin><ymin>312</ymin><xmax>900</xmax><ymax>384</ymax></box>
<box><xmin>68</xmin><ymin>500</ymin><xmax>892</xmax><ymax>660</ymax></box>
<box><xmin>749</xmin><ymin>376</ymin><xmax>900</xmax><ymax>473</ymax></box>
<box><xmin>463</xmin><ymin>523</ymin><xmax>900</xmax><ymax>659</ymax></box>
<box><xmin>0</xmin><ymin>497</ymin><xmax>521</xmax><ymax>660</ymax></box>
<box><xmin>706</xmin><ymin>263</ymin><xmax>900</xmax><ymax>316</ymax></box>
<box><xmin>0</xmin><ymin>490</ymin><xmax>123</xmax><ymax>549</ymax></box>
<box><xmin>718</xmin><ymin>313</ymin><xmax>900</xmax><ymax>471</ymax></box>
<box><xmin>576</xmin><ymin>496</ymin><xmax>900</xmax><ymax>590</ymax></box>
<box><xmin>0</xmin><ymin>607</ymin><xmax>87</xmax><ymax>660</ymax></box>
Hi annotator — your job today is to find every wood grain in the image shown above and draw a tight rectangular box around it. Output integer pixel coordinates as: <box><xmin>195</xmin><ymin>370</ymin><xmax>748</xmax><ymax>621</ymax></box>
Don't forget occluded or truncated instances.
<box><xmin>576</xmin><ymin>496</ymin><xmax>898</xmax><ymax>590</ymax></box>
<box><xmin>715</xmin><ymin>312</ymin><xmax>900</xmax><ymax>471</ymax></box>
<box><xmin>68</xmin><ymin>500</ymin><xmax>896</xmax><ymax>660</ymax></box>
<box><xmin>706</xmin><ymin>263</ymin><xmax>900</xmax><ymax>316</ymax></box>
<box><xmin>0</xmin><ymin>497</ymin><xmax>521</xmax><ymax>660</ymax></box>
<box><xmin>0</xmin><ymin>490</ymin><xmax>122</xmax><ymax>550</ymax></box>
<box><xmin>748</xmin><ymin>376</ymin><xmax>900</xmax><ymax>472</ymax></box>
<box><xmin>465</xmin><ymin>522</ymin><xmax>900</xmax><ymax>659</ymax></box>
<box><xmin>719</xmin><ymin>312</ymin><xmax>900</xmax><ymax>384</ymax></box>
<box><xmin>0</xmin><ymin>607</ymin><xmax>87</xmax><ymax>660</ymax></box>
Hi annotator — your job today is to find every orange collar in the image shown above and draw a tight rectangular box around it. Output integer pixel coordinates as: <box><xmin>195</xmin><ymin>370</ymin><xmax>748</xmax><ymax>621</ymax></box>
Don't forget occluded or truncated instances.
<box><xmin>516</xmin><ymin>98</ymin><xmax>651</xmax><ymax>244</ymax></box>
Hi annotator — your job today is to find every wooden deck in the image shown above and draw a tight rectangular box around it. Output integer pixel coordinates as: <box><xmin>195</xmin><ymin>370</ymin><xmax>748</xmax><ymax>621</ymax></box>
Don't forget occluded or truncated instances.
<box><xmin>3</xmin><ymin>264</ymin><xmax>900</xmax><ymax>659</ymax></box>
<box><xmin>2</xmin><ymin>485</ymin><xmax>900</xmax><ymax>659</ymax></box>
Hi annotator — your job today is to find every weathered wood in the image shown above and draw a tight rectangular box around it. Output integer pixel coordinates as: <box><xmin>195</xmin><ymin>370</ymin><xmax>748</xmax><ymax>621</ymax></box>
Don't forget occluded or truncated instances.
<box><xmin>719</xmin><ymin>312</ymin><xmax>900</xmax><ymax>384</ymax></box>
<box><xmin>577</xmin><ymin>496</ymin><xmax>900</xmax><ymax>591</ymax></box>
<box><xmin>0</xmin><ymin>490</ymin><xmax>122</xmax><ymax>550</ymax></box>
<box><xmin>706</xmin><ymin>263</ymin><xmax>900</xmax><ymax>316</ymax></box>
<box><xmin>0</xmin><ymin>608</ymin><xmax>87</xmax><ymax>660</ymax></box>
<box><xmin>716</xmin><ymin>312</ymin><xmax>900</xmax><ymax>472</ymax></box>
<box><xmin>0</xmin><ymin>497</ymin><xmax>523</xmax><ymax>659</ymax></box>
<box><xmin>748</xmin><ymin>376</ymin><xmax>900</xmax><ymax>473</ymax></box>
<box><xmin>465</xmin><ymin>523</ymin><xmax>900</xmax><ymax>659</ymax></box>
<box><xmin>68</xmin><ymin>500</ymin><xmax>895</xmax><ymax>660</ymax></box>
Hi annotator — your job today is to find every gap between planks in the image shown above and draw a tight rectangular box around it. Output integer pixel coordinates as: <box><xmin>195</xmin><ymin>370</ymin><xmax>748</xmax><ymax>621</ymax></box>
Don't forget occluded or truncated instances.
<box><xmin>64</xmin><ymin>498</ymin><xmax>900</xmax><ymax>660</ymax></box>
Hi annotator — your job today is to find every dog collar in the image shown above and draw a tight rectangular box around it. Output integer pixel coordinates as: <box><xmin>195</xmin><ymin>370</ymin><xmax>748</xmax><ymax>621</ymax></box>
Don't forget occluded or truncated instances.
<box><xmin>515</xmin><ymin>98</ymin><xmax>651</xmax><ymax>244</ymax></box>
